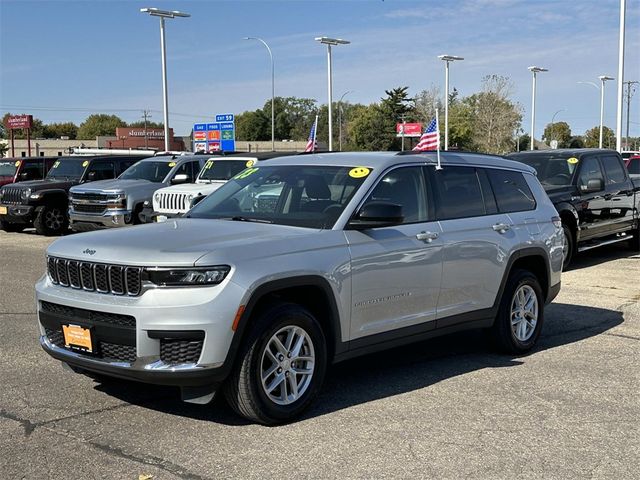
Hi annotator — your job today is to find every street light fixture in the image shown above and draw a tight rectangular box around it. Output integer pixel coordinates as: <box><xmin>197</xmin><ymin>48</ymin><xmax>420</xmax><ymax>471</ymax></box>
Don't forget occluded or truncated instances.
<box><xmin>528</xmin><ymin>66</ymin><xmax>548</xmax><ymax>150</ymax></box>
<box><xmin>338</xmin><ymin>90</ymin><xmax>353</xmax><ymax>152</ymax></box>
<box><xmin>140</xmin><ymin>7</ymin><xmax>190</xmax><ymax>152</ymax></box>
<box><xmin>598</xmin><ymin>75</ymin><xmax>614</xmax><ymax>148</ymax></box>
<box><xmin>438</xmin><ymin>54</ymin><xmax>464</xmax><ymax>150</ymax></box>
<box><xmin>244</xmin><ymin>37</ymin><xmax>275</xmax><ymax>151</ymax></box>
<box><xmin>315</xmin><ymin>36</ymin><xmax>350</xmax><ymax>151</ymax></box>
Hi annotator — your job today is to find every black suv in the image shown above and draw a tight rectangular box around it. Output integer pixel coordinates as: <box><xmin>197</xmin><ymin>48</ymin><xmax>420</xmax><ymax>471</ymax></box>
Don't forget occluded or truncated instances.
<box><xmin>508</xmin><ymin>149</ymin><xmax>640</xmax><ymax>268</ymax></box>
<box><xmin>0</xmin><ymin>155</ymin><xmax>151</xmax><ymax>235</ymax></box>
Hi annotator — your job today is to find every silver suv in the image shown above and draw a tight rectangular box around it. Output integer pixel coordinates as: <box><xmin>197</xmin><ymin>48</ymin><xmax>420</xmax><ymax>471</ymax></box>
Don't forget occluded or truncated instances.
<box><xmin>36</xmin><ymin>152</ymin><xmax>562</xmax><ymax>424</ymax></box>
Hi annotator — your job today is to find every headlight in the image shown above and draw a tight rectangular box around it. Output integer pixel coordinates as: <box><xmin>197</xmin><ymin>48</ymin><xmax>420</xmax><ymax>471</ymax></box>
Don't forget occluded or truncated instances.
<box><xmin>106</xmin><ymin>194</ymin><xmax>126</xmax><ymax>209</ymax></box>
<box><xmin>29</xmin><ymin>192</ymin><xmax>41</xmax><ymax>200</ymax></box>
<box><xmin>145</xmin><ymin>266</ymin><xmax>230</xmax><ymax>286</ymax></box>
<box><xmin>21</xmin><ymin>188</ymin><xmax>32</xmax><ymax>200</ymax></box>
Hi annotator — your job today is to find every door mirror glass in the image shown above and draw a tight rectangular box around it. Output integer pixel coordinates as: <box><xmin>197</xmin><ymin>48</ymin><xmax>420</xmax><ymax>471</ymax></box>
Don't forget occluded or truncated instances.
<box><xmin>86</xmin><ymin>171</ymin><xmax>97</xmax><ymax>181</ymax></box>
<box><xmin>584</xmin><ymin>178</ymin><xmax>604</xmax><ymax>193</ymax></box>
<box><xmin>171</xmin><ymin>173</ymin><xmax>189</xmax><ymax>185</ymax></box>
<box><xmin>348</xmin><ymin>202</ymin><xmax>404</xmax><ymax>229</ymax></box>
<box><xmin>19</xmin><ymin>172</ymin><xmax>30</xmax><ymax>180</ymax></box>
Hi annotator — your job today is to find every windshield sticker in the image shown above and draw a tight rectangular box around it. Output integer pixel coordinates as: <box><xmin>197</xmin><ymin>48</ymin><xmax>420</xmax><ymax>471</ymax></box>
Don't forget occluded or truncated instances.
<box><xmin>82</xmin><ymin>160</ymin><xmax>89</xmax><ymax>167</ymax></box>
<box><xmin>567</xmin><ymin>157</ymin><xmax>579</xmax><ymax>165</ymax></box>
<box><xmin>246</xmin><ymin>159</ymin><xmax>256</xmax><ymax>168</ymax></box>
<box><xmin>168</xmin><ymin>162</ymin><xmax>176</xmax><ymax>167</ymax></box>
<box><xmin>349</xmin><ymin>167</ymin><xmax>370</xmax><ymax>178</ymax></box>
<box><xmin>15</xmin><ymin>160</ymin><xmax>21</xmax><ymax>167</ymax></box>
<box><xmin>234</xmin><ymin>167</ymin><xmax>259</xmax><ymax>180</ymax></box>
<box><xmin>52</xmin><ymin>161</ymin><xmax>60</xmax><ymax>168</ymax></box>
<box><xmin>203</xmin><ymin>160</ymin><xmax>214</xmax><ymax>170</ymax></box>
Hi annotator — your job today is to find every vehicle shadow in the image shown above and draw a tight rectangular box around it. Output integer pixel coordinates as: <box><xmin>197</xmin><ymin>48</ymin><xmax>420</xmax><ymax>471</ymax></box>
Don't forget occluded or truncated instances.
<box><xmin>92</xmin><ymin>302</ymin><xmax>623</xmax><ymax>426</ymax></box>
<box><xmin>567</xmin><ymin>241</ymin><xmax>638</xmax><ymax>270</ymax></box>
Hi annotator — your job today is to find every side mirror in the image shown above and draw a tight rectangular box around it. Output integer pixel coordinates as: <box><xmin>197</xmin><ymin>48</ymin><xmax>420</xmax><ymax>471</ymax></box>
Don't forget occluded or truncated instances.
<box><xmin>583</xmin><ymin>178</ymin><xmax>603</xmax><ymax>193</ymax></box>
<box><xmin>19</xmin><ymin>172</ymin><xmax>30</xmax><ymax>180</ymax></box>
<box><xmin>348</xmin><ymin>202</ymin><xmax>404</xmax><ymax>229</ymax></box>
<box><xmin>86</xmin><ymin>171</ymin><xmax>97</xmax><ymax>181</ymax></box>
<box><xmin>171</xmin><ymin>173</ymin><xmax>189</xmax><ymax>185</ymax></box>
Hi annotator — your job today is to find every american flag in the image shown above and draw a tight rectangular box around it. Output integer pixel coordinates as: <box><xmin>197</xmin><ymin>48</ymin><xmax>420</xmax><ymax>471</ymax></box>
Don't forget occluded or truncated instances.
<box><xmin>413</xmin><ymin>117</ymin><xmax>439</xmax><ymax>151</ymax></box>
<box><xmin>304</xmin><ymin>116</ymin><xmax>318</xmax><ymax>153</ymax></box>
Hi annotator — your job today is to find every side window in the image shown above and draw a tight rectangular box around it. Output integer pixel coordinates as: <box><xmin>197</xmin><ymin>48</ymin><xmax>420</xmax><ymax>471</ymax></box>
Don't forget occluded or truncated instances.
<box><xmin>118</xmin><ymin>160</ymin><xmax>137</xmax><ymax>175</ymax></box>
<box><xmin>487</xmin><ymin>169</ymin><xmax>536</xmax><ymax>213</ymax></box>
<box><xmin>577</xmin><ymin>157</ymin><xmax>604</xmax><ymax>192</ymax></box>
<box><xmin>601</xmin><ymin>156</ymin><xmax>627</xmax><ymax>184</ymax></box>
<box><xmin>21</xmin><ymin>161</ymin><xmax>45</xmax><ymax>180</ymax></box>
<box><xmin>432</xmin><ymin>167</ymin><xmax>485</xmax><ymax>220</ymax></box>
<box><xmin>87</xmin><ymin>161</ymin><xmax>115</xmax><ymax>181</ymax></box>
<box><xmin>364</xmin><ymin>166</ymin><xmax>429</xmax><ymax>224</ymax></box>
<box><xmin>174</xmin><ymin>161</ymin><xmax>195</xmax><ymax>182</ymax></box>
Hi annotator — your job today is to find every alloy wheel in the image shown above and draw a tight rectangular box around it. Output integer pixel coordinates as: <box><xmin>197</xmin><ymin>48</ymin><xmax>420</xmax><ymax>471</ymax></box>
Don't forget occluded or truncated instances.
<box><xmin>45</xmin><ymin>208</ymin><xmax>64</xmax><ymax>230</ymax></box>
<box><xmin>510</xmin><ymin>285</ymin><xmax>539</xmax><ymax>342</ymax></box>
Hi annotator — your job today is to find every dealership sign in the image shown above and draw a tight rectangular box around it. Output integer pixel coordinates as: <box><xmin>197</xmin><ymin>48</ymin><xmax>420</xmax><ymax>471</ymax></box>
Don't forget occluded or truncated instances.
<box><xmin>193</xmin><ymin>114</ymin><xmax>235</xmax><ymax>153</ymax></box>
<box><xmin>396</xmin><ymin>123</ymin><xmax>423</xmax><ymax>137</ymax></box>
<box><xmin>6</xmin><ymin>114</ymin><xmax>33</xmax><ymax>130</ymax></box>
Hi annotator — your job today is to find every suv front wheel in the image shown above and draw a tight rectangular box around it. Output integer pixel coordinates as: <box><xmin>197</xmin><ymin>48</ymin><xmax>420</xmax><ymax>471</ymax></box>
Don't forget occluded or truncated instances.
<box><xmin>224</xmin><ymin>303</ymin><xmax>327</xmax><ymax>425</ymax></box>
<box><xmin>34</xmin><ymin>204</ymin><xmax>68</xmax><ymax>236</ymax></box>
<box><xmin>491</xmin><ymin>269</ymin><xmax>544</xmax><ymax>354</ymax></box>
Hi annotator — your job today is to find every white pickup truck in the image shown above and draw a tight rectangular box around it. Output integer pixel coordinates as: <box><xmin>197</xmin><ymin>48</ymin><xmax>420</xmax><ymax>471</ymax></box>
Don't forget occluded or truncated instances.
<box><xmin>147</xmin><ymin>152</ymin><xmax>296</xmax><ymax>222</ymax></box>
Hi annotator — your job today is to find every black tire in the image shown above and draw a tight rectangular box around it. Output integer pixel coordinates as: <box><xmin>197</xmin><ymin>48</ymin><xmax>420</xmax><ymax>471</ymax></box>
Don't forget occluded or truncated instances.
<box><xmin>562</xmin><ymin>224</ymin><xmax>574</xmax><ymax>270</ymax></box>
<box><xmin>490</xmin><ymin>269</ymin><xmax>544</xmax><ymax>354</ymax></box>
<box><xmin>629</xmin><ymin>223</ymin><xmax>640</xmax><ymax>251</ymax></box>
<box><xmin>34</xmin><ymin>204</ymin><xmax>68</xmax><ymax>236</ymax></box>
<box><xmin>223</xmin><ymin>303</ymin><xmax>327</xmax><ymax>425</ymax></box>
<box><xmin>0</xmin><ymin>220</ymin><xmax>25</xmax><ymax>233</ymax></box>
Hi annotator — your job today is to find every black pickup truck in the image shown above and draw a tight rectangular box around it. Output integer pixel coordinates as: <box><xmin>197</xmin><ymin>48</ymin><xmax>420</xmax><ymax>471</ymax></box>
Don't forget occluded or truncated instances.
<box><xmin>508</xmin><ymin>149</ymin><xmax>639</xmax><ymax>268</ymax></box>
<box><xmin>0</xmin><ymin>155</ymin><xmax>149</xmax><ymax>235</ymax></box>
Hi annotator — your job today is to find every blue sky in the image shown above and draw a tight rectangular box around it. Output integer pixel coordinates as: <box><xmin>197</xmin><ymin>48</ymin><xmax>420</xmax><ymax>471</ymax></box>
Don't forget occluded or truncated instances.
<box><xmin>1</xmin><ymin>0</ymin><xmax>639</xmax><ymax>139</ymax></box>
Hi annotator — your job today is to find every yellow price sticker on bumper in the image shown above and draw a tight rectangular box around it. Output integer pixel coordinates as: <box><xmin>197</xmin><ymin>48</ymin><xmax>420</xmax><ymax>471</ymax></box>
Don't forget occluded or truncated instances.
<box><xmin>349</xmin><ymin>167</ymin><xmax>370</xmax><ymax>178</ymax></box>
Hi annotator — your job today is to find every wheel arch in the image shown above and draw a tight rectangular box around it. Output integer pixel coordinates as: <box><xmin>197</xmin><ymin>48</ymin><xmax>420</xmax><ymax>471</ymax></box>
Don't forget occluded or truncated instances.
<box><xmin>495</xmin><ymin>248</ymin><xmax>551</xmax><ymax>308</ymax></box>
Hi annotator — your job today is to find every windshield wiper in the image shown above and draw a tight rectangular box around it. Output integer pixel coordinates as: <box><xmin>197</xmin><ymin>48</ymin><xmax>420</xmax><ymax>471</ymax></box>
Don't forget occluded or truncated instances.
<box><xmin>230</xmin><ymin>216</ymin><xmax>273</xmax><ymax>224</ymax></box>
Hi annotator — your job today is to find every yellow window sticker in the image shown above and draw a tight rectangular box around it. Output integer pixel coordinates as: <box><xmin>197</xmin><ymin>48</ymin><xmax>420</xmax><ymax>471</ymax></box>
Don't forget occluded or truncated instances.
<box><xmin>234</xmin><ymin>167</ymin><xmax>259</xmax><ymax>180</ymax></box>
<box><xmin>567</xmin><ymin>157</ymin><xmax>579</xmax><ymax>164</ymax></box>
<box><xmin>245</xmin><ymin>159</ymin><xmax>256</xmax><ymax>168</ymax></box>
<box><xmin>168</xmin><ymin>162</ymin><xmax>176</xmax><ymax>167</ymax></box>
<box><xmin>53</xmin><ymin>161</ymin><xmax>60</xmax><ymax>168</ymax></box>
<box><xmin>349</xmin><ymin>167</ymin><xmax>370</xmax><ymax>178</ymax></box>
<box><xmin>204</xmin><ymin>160</ymin><xmax>214</xmax><ymax>169</ymax></box>
<box><xmin>82</xmin><ymin>160</ymin><xmax>89</xmax><ymax>167</ymax></box>
<box><xmin>15</xmin><ymin>160</ymin><xmax>21</xmax><ymax>167</ymax></box>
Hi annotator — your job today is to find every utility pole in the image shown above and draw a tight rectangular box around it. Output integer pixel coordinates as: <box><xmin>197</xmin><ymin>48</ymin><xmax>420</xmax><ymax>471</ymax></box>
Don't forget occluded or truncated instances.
<box><xmin>142</xmin><ymin>110</ymin><xmax>152</xmax><ymax>149</ymax></box>
<box><xmin>623</xmin><ymin>80</ymin><xmax>638</xmax><ymax>150</ymax></box>
<box><xmin>400</xmin><ymin>114</ymin><xmax>407</xmax><ymax>151</ymax></box>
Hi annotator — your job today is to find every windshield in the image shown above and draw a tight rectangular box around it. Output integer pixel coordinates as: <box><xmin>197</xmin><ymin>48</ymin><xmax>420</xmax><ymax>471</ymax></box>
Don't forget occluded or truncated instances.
<box><xmin>189</xmin><ymin>165</ymin><xmax>371</xmax><ymax>229</ymax></box>
<box><xmin>198</xmin><ymin>159</ymin><xmax>249</xmax><ymax>181</ymax></box>
<box><xmin>510</xmin><ymin>154</ymin><xmax>578</xmax><ymax>186</ymax></box>
<box><xmin>46</xmin><ymin>158</ymin><xmax>86</xmax><ymax>179</ymax></box>
<box><xmin>0</xmin><ymin>160</ymin><xmax>17</xmax><ymax>177</ymax></box>
<box><xmin>119</xmin><ymin>160</ymin><xmax>173</xmax><ymax>182</ymax></box>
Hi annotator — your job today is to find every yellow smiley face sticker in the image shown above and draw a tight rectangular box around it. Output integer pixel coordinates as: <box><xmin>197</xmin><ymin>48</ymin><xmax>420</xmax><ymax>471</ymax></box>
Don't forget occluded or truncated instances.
<box><xmin>246</xmin><ymin>159</ymin><xmax>256</xmax><ymax>168</ymax></box>
<box><xmin>15</xmin><ymin>160</ymin><xmax>21</xmax><ymax>167</ymax></box>
<box><xmin>82</xmin><ymin>160</ymin><xmax>89</xmax><ymax>167</ymax></box>
<box><xmin>349</xmin><ymin>167</ymin><xmax>370</xmax><ymax>178</ymax></box>
<box><xmin>168</xmin><ymin>162</ymin><xmax>176</xmax><ymax>167</ymax></box>
<box><xmin>567</xmin><ymin>157</ymin><xmax>579</xmax><ymax>165</ymax></box>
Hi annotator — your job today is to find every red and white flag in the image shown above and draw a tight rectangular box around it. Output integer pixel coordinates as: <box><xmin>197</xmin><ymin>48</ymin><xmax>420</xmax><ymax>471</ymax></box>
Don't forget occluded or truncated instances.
<box><xmin>304</xmin><ymin>115</ymin><xmax>318</xmax><ymax>153</ymax></box>
<box><xmin>413</xmin><ymin>117</ymin><xmax>439</xmax><ymax>151</ymax></box>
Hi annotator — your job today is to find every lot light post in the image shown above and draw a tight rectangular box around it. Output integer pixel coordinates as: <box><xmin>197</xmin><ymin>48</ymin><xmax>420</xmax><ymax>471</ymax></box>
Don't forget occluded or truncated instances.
<box><xmin>615</xmin><ymin>0</ymin><xmax>626</xmax><ymax>152</ymax></box>
<box><xmin>140</xmin><ymin>7</ymin><xmax>190</xmax><ymax>152</ymax></box>
<box><xmin>315</xmin><ymin>37</ymin><xmax>350</xmax><ymax>151</ymax></box>
<box><xmin>528</xmin><ymin>66</ymin><xmax>548</xmax><ymax>150</ymax></box>
<box><xmin>598</xmin><ymin>76</ymin><xmax>615</xmax><ymax>148</ymax></box>
<box><xmin>244</xmin><ymin>37</ymin><xmax>275</xmax><ymax>151</ymax></box>
<box><xmin>438</xmin><ymin>55</ymin><xmax>464</xmax><ymax>150</ymax></box>
<box><xmin>338</xmin><ymin>90</ymin><xmax>353</xmax><ymax>151</ymax></box>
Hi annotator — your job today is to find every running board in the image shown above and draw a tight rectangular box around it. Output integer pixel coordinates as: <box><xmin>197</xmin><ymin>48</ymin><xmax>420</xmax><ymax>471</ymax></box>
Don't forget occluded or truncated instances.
<box><xmin>578</xmin><ymin>234</ymin><xmax>631</xmax><ymax>252</ymax></box>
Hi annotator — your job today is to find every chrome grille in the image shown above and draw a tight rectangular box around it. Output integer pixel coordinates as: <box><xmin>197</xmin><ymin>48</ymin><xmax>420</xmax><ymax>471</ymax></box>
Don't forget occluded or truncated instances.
<box><xmin>73</xmin><ymin>204</ymin><xmax>106</xmax><ymax>214</ymax></box>
<box><xmin>71</xmin><ymin>192</ymin><xmax>110</xmax><ymax>201</ymax></box>
<box><xmin>157</xmin><ymin>192</ymin><xmax>191</xmax><ymax>213</ymax></box>
<box><xmin>0</xmin><ymin>187</ymin><xmax>23</xmax><ymax>204</ymax></box>
<box><xmin>47</xmin><ymin>257</ymin><xmax>142</xmax><ymax>296</ymax></box>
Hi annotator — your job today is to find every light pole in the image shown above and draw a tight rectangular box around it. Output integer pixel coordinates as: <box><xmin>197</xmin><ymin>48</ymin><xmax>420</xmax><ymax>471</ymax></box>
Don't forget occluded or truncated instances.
<box><xmin>338</xmin><ymin>90</ymin><xmax>353</xmax><ymax>151</ymax></box>
<box><xmin>550</xmin><ymin>109</ymin><xmax>565</xmax><ymax>147</ymax></box>
<box><xmin>244</xmin><ymin>37</ymin><xmax>275</xmax><ymax>151</ymax></box>
<box><xmin>615</xmin><ymin>0</ymin><xmax>626</xmax><ymax>152</ymax></box>
<box><xmin>528</xmin><ymin>66</ymin><xmax>548</xmax><ymax>150</ymax></box>
<box><xmin>598</xmin><ymin>75</ymin><xmax>614</xmax><ymax>148</ymax></box>
<box><xmin>140</xmin><ymin>7</ymin><xmax>190</xmax><ymax>152</ymax></box>
<box><xmin>438</xmin><ymin>55</ymin><xmax>464</xmax><ymax>150</ymax></box>
<box><xmin>315</xmin><ymin>37</ymin><xmax>350</xmax><ymax>151</ymax></box>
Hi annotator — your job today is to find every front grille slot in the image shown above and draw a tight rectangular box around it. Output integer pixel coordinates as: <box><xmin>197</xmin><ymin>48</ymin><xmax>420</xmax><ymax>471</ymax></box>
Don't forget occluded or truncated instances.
<box><xmin>1</xmin><ymin>187</ymin><xmax>23</xmax><ymax>204</ymax></box>
<box><xmin>73</xmin><ymin>204</ymin><xmax>107</xmax><ymax>214</ymax></box>
<box><xmin>100</xmin><ymin>342</ymin><xmax>137</xmax><ymax>363</ymax></box>
<box><xmin>47</xmin><ymin>257</ymin><xmax>143</xmax><ymax>296</ymax></box>
<box><xmin>160</xmin><ymin>339</ymin><xmax>204</xmax><ymax>365</ymax></box>
<box><xmin>72</xmin><ymin>192</ymin><xmax>109</xmax><ymax>201</ymax></box>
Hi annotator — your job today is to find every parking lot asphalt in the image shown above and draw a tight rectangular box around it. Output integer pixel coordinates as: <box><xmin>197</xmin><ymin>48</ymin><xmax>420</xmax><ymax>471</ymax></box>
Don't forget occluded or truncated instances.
<box><xmin>1</xmin><ymin>229</ymin><xmax>639</xmax><ymax>479</ymax></box>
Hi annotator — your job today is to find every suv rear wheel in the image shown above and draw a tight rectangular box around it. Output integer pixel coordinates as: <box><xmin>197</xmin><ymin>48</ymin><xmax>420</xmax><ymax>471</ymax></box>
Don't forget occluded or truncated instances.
<box><xmin>34</xmin><ymin>205</ymin><xmax>68</xmax><ymax>236</ymax></box>
<box><xmin>224</xmin><ymin>303</ymin><xmax>327</xmax><ymax>425</ymax></box>
<box><xmin>491</xmin><ymin>269</ymin><xmax>544</xmax><ymax>354</ymax></box>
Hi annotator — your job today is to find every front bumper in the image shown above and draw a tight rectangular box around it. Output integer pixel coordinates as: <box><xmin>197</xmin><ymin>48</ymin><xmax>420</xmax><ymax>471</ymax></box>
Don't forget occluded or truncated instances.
<box><xmin>140</xmin><ymin>206</ymin><xmax>183</xmax><ymax>223</ymax></box>
<box><xmin>35</xmin><ymin>274</ymin><xmax>245</xmax><ymax>387</ymax></box>
<box><xmin>0</xmin><ymin>203</ymin><xmax>35</xmax><ymax>224</ymax></box>
<box><xmin>69</xmin><ymin>208</ymin><xmax>132</xmax><ymax>230</ymax></box>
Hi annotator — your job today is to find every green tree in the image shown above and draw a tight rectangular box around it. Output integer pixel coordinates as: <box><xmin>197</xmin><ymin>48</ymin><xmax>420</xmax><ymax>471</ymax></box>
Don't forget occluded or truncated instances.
<box><xmin>348</xmin><ymin>104</ymin><xmax>397</xmax><ymax>151</ymax></box>
<box><xmin>44</xmin><ymin>122</ymin><xmax>78</xmax><ymax>139</ymax></box>
<box><xmin>583</xmin><ymin>125</ymin><xmax>615</xmax><ymax>148</ymax></box>
<box><xmin>542</xmin><ymin>121</ymin><xmax>572</xmax><ymax>148</ymax></box>
<box><xmin>235</xmin><ymin>110</ymin><xmax>270</xmax><ymax>141</ymax></box>
<box><xmin>128</xmin><ymin>120</ymin><xmax>164</xmax><ymax>129</ymax></box>
<box><xmin>77</xmin><ymin>114</ymin><xmax>126</xmax><ymax>139</ymax></box>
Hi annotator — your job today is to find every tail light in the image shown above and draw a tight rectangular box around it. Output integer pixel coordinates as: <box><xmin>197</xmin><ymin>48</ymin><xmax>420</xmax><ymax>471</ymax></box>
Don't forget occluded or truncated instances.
<box><xmin>551</xmin><ymin>216</ymin><xmax>562</xmax><ymax>229</ymax></box>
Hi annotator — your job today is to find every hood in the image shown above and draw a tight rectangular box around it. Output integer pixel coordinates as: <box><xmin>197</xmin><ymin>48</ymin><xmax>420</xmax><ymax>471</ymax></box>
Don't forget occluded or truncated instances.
<box><xmin>5</xmin><ymin>177</ymin><xmax>78</xmax><ymax>191</ymax></box>
<box><xmin>46</xmin><ymin>218</ymin><xmax>328</xmax><ymax>267</ymax></box>
<box><xmin>70</xmin><ymin>178</ymin><xmax>157</xmax><ymax>194</ymax></box>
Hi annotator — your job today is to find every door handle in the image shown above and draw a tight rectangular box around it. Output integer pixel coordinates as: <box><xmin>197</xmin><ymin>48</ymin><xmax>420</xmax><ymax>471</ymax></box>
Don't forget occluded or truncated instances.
<box><xmin>416</xmin><ymin>231</ymin><xmax>439</xmax><ymax>242</ymax></box>
<box><xmin>492</xmin><ymin>223</ymin><xmax>511</xmax><ymax>233</ymax></box>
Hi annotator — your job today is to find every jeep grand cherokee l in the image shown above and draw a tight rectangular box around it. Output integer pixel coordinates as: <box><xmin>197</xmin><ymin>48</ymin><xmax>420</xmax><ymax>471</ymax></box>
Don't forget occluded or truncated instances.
<box><xmin>35</xmin><ymin>151</ymin><xmax>562</xmax><ymax>424</ymax></box>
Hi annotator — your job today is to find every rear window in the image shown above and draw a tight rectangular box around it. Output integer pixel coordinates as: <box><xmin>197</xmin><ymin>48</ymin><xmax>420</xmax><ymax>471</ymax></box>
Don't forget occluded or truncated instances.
<box><xmin>487</xmin><ymin>169</ymin><xmax>536</xmax><ymax>213</ymax></box>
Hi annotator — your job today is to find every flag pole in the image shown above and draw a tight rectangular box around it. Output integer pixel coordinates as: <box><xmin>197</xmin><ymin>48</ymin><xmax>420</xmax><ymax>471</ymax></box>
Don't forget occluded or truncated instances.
<box><xmin>435</xmin><ymin>108</ymin><xmax>442</xmax><ymax>170</ymax></box>
<box><xmin>313</xmin><ymin>114</ymin><xmax>319</xmax><ymax>152</ymax></box>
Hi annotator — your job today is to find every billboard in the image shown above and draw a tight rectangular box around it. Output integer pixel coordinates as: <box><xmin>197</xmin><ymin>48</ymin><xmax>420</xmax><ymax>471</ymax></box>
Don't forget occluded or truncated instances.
<box><xmin>6</xmin><ymin>114</ymin><xmax>33</xmax><ymax>130</ymax></box>
<box><xmin>396</xmin><ymin>123</ymin><xmax>423</xmax><ymax>137</ymax></box>
<box><xmin>193</xmin><ymin>114</ymin><xmax>235</xmax><ymax>152</ymax></box>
